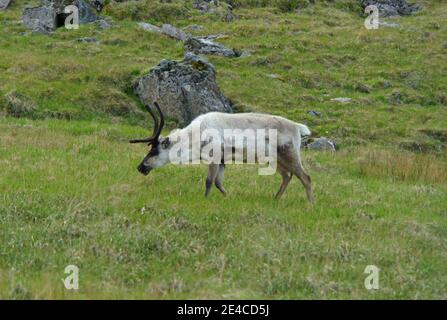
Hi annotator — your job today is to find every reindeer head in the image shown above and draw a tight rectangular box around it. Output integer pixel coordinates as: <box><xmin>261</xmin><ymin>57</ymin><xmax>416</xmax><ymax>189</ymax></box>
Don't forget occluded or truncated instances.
<box><xmin>130</xmin><ymin>102</ymin><xmax>173</xmax><ymax>175</ymax></box>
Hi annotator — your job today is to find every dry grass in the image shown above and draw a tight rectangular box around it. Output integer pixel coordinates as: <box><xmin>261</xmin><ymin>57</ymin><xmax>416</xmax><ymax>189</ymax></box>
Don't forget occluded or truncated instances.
<box><xmin>358</xmin><ymin>149</ymin><xmax>447</xmax><ymax>184</ymax></box>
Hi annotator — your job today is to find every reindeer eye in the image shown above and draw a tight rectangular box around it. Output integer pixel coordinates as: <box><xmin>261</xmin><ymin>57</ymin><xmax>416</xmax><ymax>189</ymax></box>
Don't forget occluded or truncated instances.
<box><xmin>161</xmin><ymin>138</ymin><xmax>171</xmax><ymax>149</ymax></box>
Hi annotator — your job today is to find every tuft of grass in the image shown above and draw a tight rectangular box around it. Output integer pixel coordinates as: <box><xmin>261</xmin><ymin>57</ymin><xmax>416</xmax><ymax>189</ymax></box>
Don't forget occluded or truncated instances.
<box><xmin>358</xmin><ymin>149</ymin><xmax>447</xmax><ymax>184</ymax></box>
<box><xmin>4</xmin><ymin>90</ymin><xmax>37</xmax><ymax>118</ymax></box>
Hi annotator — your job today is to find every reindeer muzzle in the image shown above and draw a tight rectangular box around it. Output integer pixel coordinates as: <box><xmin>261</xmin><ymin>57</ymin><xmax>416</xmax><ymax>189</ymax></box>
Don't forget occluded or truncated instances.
<box><xmin>137</xmin><ymin>163</ymin><xmax>152</xmax><ymax>176</ymax></box>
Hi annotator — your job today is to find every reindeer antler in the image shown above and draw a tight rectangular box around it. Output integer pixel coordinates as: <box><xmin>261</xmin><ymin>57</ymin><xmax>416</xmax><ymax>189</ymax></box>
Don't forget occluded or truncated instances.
<box><xmin>130</xmin><ymin>102</ymin><xmax>165</xmax><ymax>145</ymax></box>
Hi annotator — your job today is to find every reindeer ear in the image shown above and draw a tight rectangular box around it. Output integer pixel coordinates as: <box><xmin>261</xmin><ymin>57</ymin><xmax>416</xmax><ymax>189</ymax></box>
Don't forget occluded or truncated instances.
<box><xmin>161</xmin><ymin>137</ymin><xmax>171</xmax><ymax>149</ymax></box>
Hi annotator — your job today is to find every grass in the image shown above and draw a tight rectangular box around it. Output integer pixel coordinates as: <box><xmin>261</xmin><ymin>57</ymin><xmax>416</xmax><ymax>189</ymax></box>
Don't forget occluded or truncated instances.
<box><xmin>0</xmin><ymin>0</ymin><xmax>446</xmax><ymax>299</ymax></box>
<box><xmin>0</xmin><ymin>118</ymin><xmax>446</xmax><ymax>299</ymax></box>
<box><xmin>359</xmin><ymin>149</ymin><xmax>447</xmax><ymax>184</ymax></box>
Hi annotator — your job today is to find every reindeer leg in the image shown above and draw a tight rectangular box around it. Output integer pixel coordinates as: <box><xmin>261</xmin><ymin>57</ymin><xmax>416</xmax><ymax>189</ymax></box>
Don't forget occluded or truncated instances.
<box><xmin>275</xmin><ymin>164</ymin><xmax>292</xmax><ymax>199</ymax></box>
<box><xmin>281</xmin><ymin>148</ymin><xmax>314</xmax><ymax>203</ymax></box>
<box><xmin>293</xmin><ymin>164</ymin><xmax>314</xmax><ymax>203</ymax></box>
<box><xmin>205</xmin><ymin>164</ymin><xmax>219</xmax><ymax>197</ymax></box>
<box><xmin>215</xmin><ymin>164</ymin><xmax>227</xmax><ymax>196</ymax></box>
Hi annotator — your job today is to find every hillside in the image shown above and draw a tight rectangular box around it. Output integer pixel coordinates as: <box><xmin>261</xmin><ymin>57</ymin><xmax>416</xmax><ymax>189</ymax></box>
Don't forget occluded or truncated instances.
<box><xmin>0</xmin><ymin>0</ymin><xmax>446</xmax><ymax>299</ymax></box>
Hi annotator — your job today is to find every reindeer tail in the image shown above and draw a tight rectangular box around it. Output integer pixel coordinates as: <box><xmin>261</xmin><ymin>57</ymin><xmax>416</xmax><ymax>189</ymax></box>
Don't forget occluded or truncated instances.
<box><xmin>297</xmin><ymin>124</ymin><xmax>311</xmax><ymax>138</ymax></box>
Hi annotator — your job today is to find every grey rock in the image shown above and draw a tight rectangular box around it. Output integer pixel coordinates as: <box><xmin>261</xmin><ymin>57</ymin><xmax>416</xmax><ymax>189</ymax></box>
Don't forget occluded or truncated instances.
<box><xmin>138</xmin><ymin>22</ymin><xmax>162</xmax><ymax>33</ymax></box>
<box><xmin>140</xmin><ymin>22</ymin><xmax>191</xmax><ymax>42</ymax></box>
<box><xmin>184</xmin><ymin>37</ymin><xmax>240</xmax><ymax>57</ymax></box>
<box><xmin>307</xmin><ymin>137</ymin><xmax>336</xmax><ymax>151</ymax></box>
<box><xmin>24</xmin><ymin>0</ymin><xmax>101</xmax><ymax>33</ymax></box>
<box><xmin>75</xmin><ymin>0</ymin><xmax>99</xmax><ymax>24</ymax></box>
<box><xmin>193</xmin><ymin>0</ymin><xmax>235</xmax><ymax>22</ymax></box>
<box><xmin>185</xmin><ymin>24</ymin><xmax>204</xmax><ymax>31</ymax></box>
<box><xmin>379</xmin><ymin>21</ymin><xmax>400</xmax><ymax>27</ymax></box>
<box><xmin>193</xmin><ymin>0</ymin><xmax>218</xmax><ymax>12</ymax></box>
<box><xmin>162</xmin><ymin>23</ymin><xmax>189</xmax><ymax>42</ymax></box>
<box><xmin>360</xmin><ymin>0</ymin><xmax>421</xmax><ymax>17</ymax></box>
<box><xmin>96</xmin><ymin>18</ymin><xmax>111</xmax><ymax>29</ymax></box>
<box><xmin>87</xmin><ymin>0</ymin><xmax>105</xmax><ymax>12</ymax></box>
<box><xmin>355</xmin><ymin>83</ymin><xmax>372</xmax><ymax>93</ymax></box>
<box><xmin>308</xmin><ymin>110</ymin><xmax>322</xmax><ymax>117</ymax></box>
<box><xmin>383</xmin><ymin>81</ymin><xmax>392</xmax><ymax>88</ymax></box>
<box><xmin>202</xmin><ymin>33</ymin><xmax>227</xmax><ymax>40</ymax></box>
<box><xmin>331</xmin><ymin>97</ymin><xmax>352</xmax><ymax>103</ymax></box>
<box><xmin>42</xmin><ymin>0</ymin><xmax>104</xmax><ymax>13</ymax></box>
<box><xmin>0</xmin><ymin>0</ymin><xmax>11</xmax><ymax>11</ymax></box>
<box><xmin>77</xmin><ymin>37</ymin><xmax>98</xmax><ymax>43</ymax></box>
<box><xmin>134</xmin><ymin>53</ymin><xmax>232</xmax><ymax>126</ymax></box>
<box><xmin>40</xmin><ymin>0</ymin><xmax>63</xmax><ymax>8</ymax></box>
<box><xmin>377</xmin><ymin>80</ymin><xmax>392</xmax><ymax>88</ymax></box>
<box><xmin>23</xmin><ymin>6</ymin><xmax>57</xmax><ymax>34</ymax></box>
<box><xmin>388</xmin><ymin>90</ymin><xmax>406</xmax><ymax>105</ymax></box>
<box><xmin>138</xmin><ymin>22</ymin><xmax>240</xmax><ymax>58</ymax></box>
<box><xmin>184</xmin><ymin>51</ymin><xmax>207</xmax><ymax>63</ymax></box>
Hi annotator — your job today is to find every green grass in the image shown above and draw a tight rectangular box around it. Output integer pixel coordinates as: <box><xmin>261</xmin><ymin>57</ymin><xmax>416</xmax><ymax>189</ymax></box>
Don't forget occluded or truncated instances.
<box><xmin>0</xmin><ymin>118</ymin><xmax>446</xmax><ymax>299</ymax></box>
<box><xmin>0</xmin><ymin>0</ymin><xmax>447</xmax><ymax>299</ymax></box>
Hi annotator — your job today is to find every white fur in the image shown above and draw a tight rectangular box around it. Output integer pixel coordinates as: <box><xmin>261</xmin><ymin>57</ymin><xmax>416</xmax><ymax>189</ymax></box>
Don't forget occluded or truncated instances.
<box><xmin>165</xmin><ymin>112</ymin><xmax>310</xmax><ymax>160</ymax></box>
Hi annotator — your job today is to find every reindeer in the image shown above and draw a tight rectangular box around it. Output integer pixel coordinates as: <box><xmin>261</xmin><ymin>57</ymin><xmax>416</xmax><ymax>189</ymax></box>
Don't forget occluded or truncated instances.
<box><xmin>130</xmin><ymin>102</ymin><xmax>314</xmax><ymax>203</ymax></box>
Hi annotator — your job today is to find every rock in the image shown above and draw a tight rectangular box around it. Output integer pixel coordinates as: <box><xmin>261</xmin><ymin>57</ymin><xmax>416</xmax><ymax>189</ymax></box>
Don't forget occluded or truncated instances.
<box><xmin>139</xmin><ymin>22</ymin><xmax>189</xmax><ymax>41</ymax></box>
<box><xmin>162</xmin><ymin>23</ymin><xmax>189</xmax><ymax>42</ymax></box>
<box><xmin>239</xmin><ymin>51</ymin><xmax>251</xmax><ymax>57</ymax></box>
<box><xmin>0</xmin><ymin>0</ymin><xmax>11</xmax><ymax>11</ymax></box>
<box><xmin>87</xmin><ymin>0</ymin><xmax>105</xmax><ymax>12</ymax></box>
<box><xmin>308</xmin><ymin>110</ymin><xmax>322</xmax><ymax>117</ymax></box>
<box><xmin>360</xmin><ymin>0</ymin><xmax>421</xmax><ymax>17</ymax></box>
<box><xmin>331</xmin><ymin>97</ymin><xmax>352</xmax><ymax>103</ymax></box>
<box><xmin>388</xmin><ymin>90</ymin><xmax>406</xmax><ymax>104</ymax></box>
<box><xmin>219</xmin><ymin>6</ymin><xmax>236</xmax><ymax>22</ymax></box>
<box><xmin>96</xmin><ymin>18</ymin><xmax>111</xmax><ymax>29</ymax></box>
<box><xmin>75</xmin><ymin>0</ymin><xmax>99</xmax><ymax>24</ymax></box>
<box><xmin>76</xmin><ymin>37</ymin><xmax>98</xmax><ymax>43</ymax></box>
<box><xmin>307</xmin><ymin>137</ymin><xmax>336</xmax><ymax>151</ymax></box>
<box><xmin>201</xmin><ymin>33</ymin><xmax>227</xmax><ymax>40</ymax></box>
<box><xmin>134</xmin><ymin>53</ymin><xmax>233</xmax><ymax>126</ymax></box>
<box><xmin>23</xmin><ymin>0</ymin><xmax>102</xmax><ymax>33</ymax></box>
<box><xmin>193</xmin><ymin>0</ymin><xmax>217</xmax><ymax>12</ymax></box>
<box><xmin>184</xmin><ymin>37</ymin><xmax>240</xmax><ymax>57</ymax></box>
<box><xmin>23</xmin><ymin>6</ymin><xmax>57</xmax><ymax>34</ymax></box>
<box><xmin>355</xmin><ymin>83</ymin><xmax>372</xmax><ymax>93</ymax></box>
<box><xmin>42</xmin><ymin>0</ymin><xmax>103</xmax><ymax>14</ymax></box>
<box><xmin>265</xmin><ymin>73</ymin><xmax>285</xmax><ymax>82</ymax></box>
<box><xmin>40</xmin><ymin>0</ymin><xmax>66</xmax><ymax>8</ymax></box>
<box><xmin>380</xmin><ymin>21</ymin><xmax>400</xmax><ymax>28</ymax></box>
<box><xmin>138</xmin><ymin>22</ymin><xmax>162</xmax><ymax>33</ymax></box>
<box><xmin>185</xmin><ymin>24</ymin><xmax>204</xmax><ymax>31</ymax></box>
<box><xmin>193</xmin><ymin>0</ymin><xmax>236</xmax><ymax>22</ymax></box>
<box><xmin>376</xmin><ymin>80</ymin><xmax>392</xmax><ymax>88</ymax></box>
<box><xmin>139</xmin><ymin>22</ymin><xmax>241</xmax><ymax>58</ymax></box>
